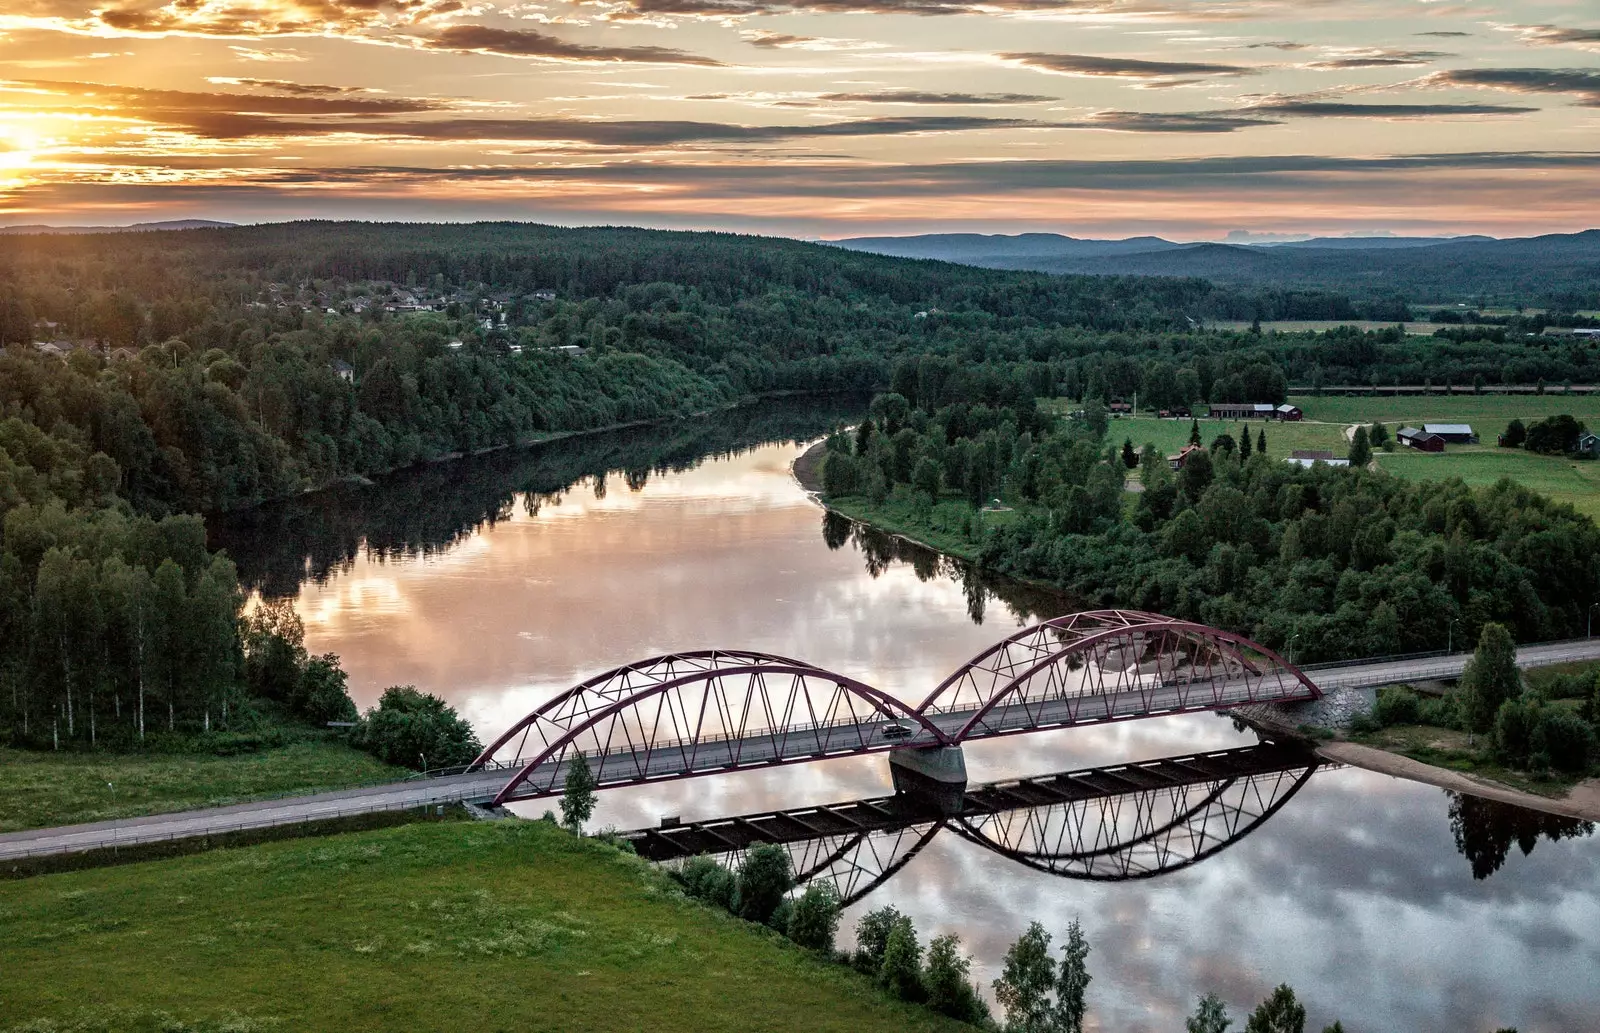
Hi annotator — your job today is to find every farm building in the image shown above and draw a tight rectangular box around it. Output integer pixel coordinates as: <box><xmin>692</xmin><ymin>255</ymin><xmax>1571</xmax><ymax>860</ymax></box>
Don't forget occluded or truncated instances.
<box><xmin>1423</xmin><ymin>423</ymin><xmax>1477</xmax><ymax>444</ymax></box>
<box><xmin>1167</xmin><ymin>444</ymin><xmax>1204</xmax><ymax>471</ymax></box>
<box><xmin>1275</xmin><ymin>404</ymin><xmax>1304</xmax><ymax>421</ymax></box>
<box><xmin>1397</xmin><ymin>427</ymin><xmax>1446</xmax><ymax>452</ymax></box>
<box><xmin>1208</xmin><ymin>403</ymin><xmax>1277</xmax><ymax>420</ymax></box>
<box><xmin>1578</xmin><ymin>431</ymin><xmax>1600</xmax><ymax>457</ymax></box>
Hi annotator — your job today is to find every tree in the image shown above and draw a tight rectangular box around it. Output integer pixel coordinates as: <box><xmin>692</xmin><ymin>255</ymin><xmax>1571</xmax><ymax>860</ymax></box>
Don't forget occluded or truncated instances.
<box><xmin>1187</xmin><ymin>993</ymin><xmax>1232</xmax><ymax>1033</ymax></box>
<box><xmin>879</xmin><ymin>916</ymin><xmax>924</xmax><ymax>1001</ymax></box>
<box><xmin>296</xmin><ymin>653</ymin><xmax>357</xmax><ymax>725</ymax></box>
<box><xmin>1053</xmin><ymin>919</ymin><xmax>1090</xmax><ymax>1033</ymax></box>
<box><xmin>1504</xmin><ymin>418</ymin><xmax>1526</xmax><ymax>448</ymax></box>
<box><xmin>994</xmin><ymin>922</ymin><xmax>1055</xmax><ymax>1033</ymax></box>
<box><xmin>1460</xmin><ymin>622</ymin><xmax>1520</xmax><ymax>734</ymax></box>
<box><xmin>1369</xmin><ymin>422</ymin><xmax>1390</xmax><ymax>449</ymax></box>
<box><xmin>1121</xmin><ymin>438</ymin><xmax>1138</xmax><ymax>469</ymax></box>
<box><xmin>358</xmin><ymin>686</ymin><xmax>483</xmax><ymax>769</ymax></box>
<box><xmin>924</xmin><ymin>933</ymin><xmax>988</xmax><ymax>1023</ymax></box>
<box><xmin>1238</xmin><ymin>425</ymin><xmax>1253</xmax><ymax>460</ymax></box>
<box><xmin>1189</xmin><ymin>419</ymin><xmax>1202</xmax><ymax>446</ymax></box>
<box><xmin>1347</xmin><ymin>426</ymin><xmax>1371</xmax><ymax>468</ymax></box>
<box><xmin>1178</xmin><ymin>449</ymin><xmax>1214</xmax><ymax>499</ymax></box>
<box><xmin>559</xmin><ymin>750</ymin><xmax>597</xmax><ymax>833</ymax></box>
<box><xmin>1244</xmin><ymin>985</ymin><xmax>1306</xmax><ymax>1033</ymax></box>
<box><xmin>736</xmin><ymin>843</ymin><xmax>793</xmax><ymax>926</ymax></box>
<box><xmin>853</xmin><ymin>905</ymin><xmax>903</xmax><ymax>974</ymax></box>
<box><xmin>785</xmin><ymin>883</ymin><xmax>840</xmax><ymax>952</ymax></box>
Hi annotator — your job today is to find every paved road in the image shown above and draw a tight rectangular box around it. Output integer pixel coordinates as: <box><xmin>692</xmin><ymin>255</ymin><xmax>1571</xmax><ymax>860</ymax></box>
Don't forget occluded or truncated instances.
<box><xmin>7</xmin><ymin>637</ymin><xmax>1600</xmax><ymax>862</ymax></box>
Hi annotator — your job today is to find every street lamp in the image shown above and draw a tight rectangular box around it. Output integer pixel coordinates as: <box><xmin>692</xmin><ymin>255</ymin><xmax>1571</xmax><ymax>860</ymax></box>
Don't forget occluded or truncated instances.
<box><xmin>1589</xmin><ymin>603</ymin><xmax>1599</xmax><ymax>639</ymax></box>
<box><xmin>1447</xmin><ymin>617</ymin><xmax>1460</xmax><ymax>654</ymax></box>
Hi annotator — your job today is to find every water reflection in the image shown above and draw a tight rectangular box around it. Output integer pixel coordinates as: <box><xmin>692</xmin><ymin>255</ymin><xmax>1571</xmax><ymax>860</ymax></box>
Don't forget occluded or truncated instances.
<box><xmin>1448</xmin><ymin>792</ymin><xmax>1596</xmax><ymax>880</ymax></box>
<box><xmin>630</xmin><ymin>742</ymin><xmax>1321</xmax><ymax>898</ymax></box>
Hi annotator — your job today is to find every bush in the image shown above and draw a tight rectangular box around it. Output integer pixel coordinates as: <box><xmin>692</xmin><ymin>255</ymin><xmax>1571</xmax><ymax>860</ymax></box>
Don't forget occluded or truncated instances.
<box><xmin>294</xmin><ymin>653</ymin><xmax>358</xmax><ymax>726</ymax></box>
<box><xmin>879</xmin><ymin>917</ymin><xmax>924</xmax><ymax>1002</ymax></box>
<box><xmin>1418</xmin><ymin>695</ymin><xmax>1461</xmax><ymax>729</ymax></box>
<box><xmin>677</xmin><ymin>856</ymin><xmax>737</xmax><ymax>909</ymax></box>
<box><xmin>1373</xmin><ymin>687</ymin><xmax>1422</xmax><ymax>726</ymax></box>
<box><xmin>853</xmin><ymin>905</ymin><xmax>903</xmax><ymax>974</ymax></box>
<box><xmin>923</xmin><ymin>933</ymin><xmax>989</xmax><ymax>1024</ymax></box>
<box><xmin>356</xmin><ymin>686</ymin><xmax>482</xmax><ymax>770</ymax></box>
<box><xmin>736</xmin><ymin>843</ymin><xmax>794</xmax><ymax>926</ymax></box>
<box><xmin>1536</xmin><ymin>708</ymin><xmax>1596</xmax><ymax>773</ymax></box>
<box><xmin>1493</xmin><ymin>698</ymin><xmax>1542</xmax><ymax>767</ymax></box>
<box><xmin>785</xmin><ymin>883</ymin><xmax>841</xmax><ymax>953</ymax></box>
<box><xmin>1348</xmin><ymin>710</ymin><xmax>1381</xmax><ymax>735</ymax></box>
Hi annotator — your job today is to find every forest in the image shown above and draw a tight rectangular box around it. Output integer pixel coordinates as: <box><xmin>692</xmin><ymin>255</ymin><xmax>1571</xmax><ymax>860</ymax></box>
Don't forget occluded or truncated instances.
<box><xmin>819</xmin><ymin>363</ymin><xmax>1600</xmax><ymax>664</ymax></box>
<box><xmin>3</xmin><ymin>221</ymin><xmax>1598</xmax><ymax>753</ymax></box>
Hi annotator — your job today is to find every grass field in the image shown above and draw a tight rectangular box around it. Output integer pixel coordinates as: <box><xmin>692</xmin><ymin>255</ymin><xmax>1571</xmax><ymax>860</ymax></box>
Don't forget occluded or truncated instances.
<box><xmin>0</xmin><ymin>820</ymin><xmax>967</xmax><ymax>1033</ymax></box>
<box><xmin>0</xmin><ymin>743</ymin><xmax>409</xmax><ymax>833</ymax></box>
<box><xmin>1376</xmin><ymin>447</ymin><xmax>1600</xmax><ymax>519</ymax></box>
<box><xmin>1285</xmin><ymin>393</ymin><xmax>1600</xmax><ymax>428</ymax></box>
<box><xmin>1104</xmin><ymin>415</ymin><xmax>1348</xmax><ymax>457</ymax></box>
<box><xmin>1210</xmin><ymin>320</ymin><xmax>1435</xmax><ymax>335</ymax></box>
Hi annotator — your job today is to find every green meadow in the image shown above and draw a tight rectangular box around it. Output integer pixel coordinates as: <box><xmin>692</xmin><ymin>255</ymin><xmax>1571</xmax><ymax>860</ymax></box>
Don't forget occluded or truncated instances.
<box><xmin>0</xmin><ymin>820</ymin><xmax>967</xmax><ymax>1033</ymax></box>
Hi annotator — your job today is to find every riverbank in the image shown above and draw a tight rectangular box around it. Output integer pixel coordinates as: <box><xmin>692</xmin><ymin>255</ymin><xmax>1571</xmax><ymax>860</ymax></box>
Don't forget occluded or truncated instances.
<box><xmin>0</xmin><ymin>819</ymin><xmax>967</xmax><ymax>1033</ymax></box>
<box><xmin>1319</xmin><ymin>741</ymin><xmax>1600</xmax><ymax>822</ymax></box>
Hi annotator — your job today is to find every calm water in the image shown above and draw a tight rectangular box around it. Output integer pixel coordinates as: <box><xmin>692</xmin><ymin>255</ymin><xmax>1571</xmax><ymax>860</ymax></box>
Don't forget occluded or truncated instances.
<box><xmin>216</xmin><ymin>403</ymin><xmax>1600</xmax><ymax>1033</ymax></box>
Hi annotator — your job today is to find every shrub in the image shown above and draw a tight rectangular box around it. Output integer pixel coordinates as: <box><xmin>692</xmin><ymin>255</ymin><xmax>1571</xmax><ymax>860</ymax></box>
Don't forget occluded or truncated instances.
<box><xmin>294</xmin><ymin>654</ymin><xmax>359</xmax><ymax>726</ymax></box>
<box><xmin>879</xmin><ymin>917</ymin><xmax>924</xmax><ymax>1002</ymax></box>
<box><xmin>785</xmin><ymin>883</ymin><xmax>841</xmax><ymax>953</ymax></box>
<box><xmin>736</xmin><ymin>843</ymin><xmax>794</xmax><ymax>926</ymax></box>
<box><xmin>1535</xmin><ymin>708</ymin><xmax>1596</xmax><ymax>773</ymax></box>
<box><xmin>853</xmin><ymin>905</ymin><xmax>903</xmax><ymax>974</ymax></box>
<box><xmin>1493</xmin><ymin>698</ymin><xmax>1542</xmax><ymax>767</ymax></box>
<box><xmin>1374</xmin><ymin>687</ymin><xmax>1422</xmax><ymax>726</ymax></box>
<box><xmin>1418</xmin><ymin>695</ymin><xmax>1461</xmax><ymax>729</ymax></box>
<box><xmin>356</xmin><ymin>686</ymin><xmax>483</xmax><ymax>770</ymax></box>
<box><xmin>923</xmin><ymin>933</ymin><xmax>988</xmax><ymax>1024</ymax></box>
<box><xmin>678</xmin><ymin>856</ymin><xmax>736</xmax><ymax>910</ymax></box>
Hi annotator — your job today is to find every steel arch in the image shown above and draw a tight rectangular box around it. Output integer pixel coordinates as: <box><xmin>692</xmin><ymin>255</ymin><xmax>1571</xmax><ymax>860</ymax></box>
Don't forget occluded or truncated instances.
<box><xmin>950</xmin><ymin>763</ymin><xmax>1316</xmax><ymax>881</ymax></box>
<box><xmin>922</xmin><ymin>617</ymin><xmax>1320</xmax><ymax>742</ymax></box>
<box><xmin>489</xmin><ymin>661</ymin><xmax>951</xmax><ymax>805</ymax></box>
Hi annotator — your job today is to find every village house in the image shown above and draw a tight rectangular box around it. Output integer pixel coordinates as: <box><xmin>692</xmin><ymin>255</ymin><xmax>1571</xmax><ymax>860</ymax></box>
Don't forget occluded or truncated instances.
<box><xmin>1167</xmin><ymin>444</ymin><xmax>1204</xmax><ymax>471</ymax></box>
<box><xmin>1397</xmin><ymin>427</ymin><xmax>1446</xmax><ymax>452</ymax></box>
<box><xmin>1423</xmin><ymin>423</ymin><xmax>1477</xmax><ymax>444</ymax></box>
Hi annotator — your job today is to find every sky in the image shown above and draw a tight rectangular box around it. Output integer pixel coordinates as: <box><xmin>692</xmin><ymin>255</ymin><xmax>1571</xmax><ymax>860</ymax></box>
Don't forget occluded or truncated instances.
<box><xmin>0</xmin><ymin>0</ymin><xmax>1597</xmax><ymax>239</ymax></box>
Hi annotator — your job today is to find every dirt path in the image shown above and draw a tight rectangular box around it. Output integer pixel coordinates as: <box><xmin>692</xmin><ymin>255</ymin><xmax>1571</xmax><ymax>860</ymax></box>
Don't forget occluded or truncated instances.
<box><xmin>1318</xmin><ymin>741</ymin><xmax>1600</xmax><ymax>822</ymax></box>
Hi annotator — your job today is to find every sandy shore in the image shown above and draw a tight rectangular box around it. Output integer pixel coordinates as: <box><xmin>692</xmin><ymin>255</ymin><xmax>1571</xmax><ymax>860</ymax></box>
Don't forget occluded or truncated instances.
<box><xmin>1319</xmin><ymin>741</ymin><xmax>1600</xmax><ymax>821</ymax></box>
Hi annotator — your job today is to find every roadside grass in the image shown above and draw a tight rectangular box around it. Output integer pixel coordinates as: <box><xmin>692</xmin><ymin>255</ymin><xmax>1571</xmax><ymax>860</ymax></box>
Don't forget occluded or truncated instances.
<box><xmin>1376</xmin><ymin>447</ymin><xmax>1600</xmax><ymax>520</ymax></box>
<box><xmin>0</xmin><ymin>743</ymin><xmax>409</xmax><ymax>833</ymax></box>
<box><xmin>1285</xmin><ymin>393</ymin><xmax>1600</xmax><ymax>427</ymax></box>
<box><xmin>0</xmin><ymin>820</ymin><xmax>967</xmax><ymax>1033</ymax></box>
<box><xmin>1344</xmin><ymin>723</ymin><xmax>1583</xmax><ymax>797</ymax></box>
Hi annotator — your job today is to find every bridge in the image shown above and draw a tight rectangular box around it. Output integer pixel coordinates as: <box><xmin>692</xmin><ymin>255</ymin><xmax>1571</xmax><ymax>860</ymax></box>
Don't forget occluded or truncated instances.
<box><xmin>623</xmin><ymin>741</ymin><xmax>1321</xmax><ymax>901</ymax></box>
<box><xmin>470</xmin><ymin>610</ymin><xmax>1321</xmax><ymax>805</ymax></box>
<box><xmin>7</xmin><ymin>616</ymin><xmax>1600</xmax><ymax>863</ymax></box>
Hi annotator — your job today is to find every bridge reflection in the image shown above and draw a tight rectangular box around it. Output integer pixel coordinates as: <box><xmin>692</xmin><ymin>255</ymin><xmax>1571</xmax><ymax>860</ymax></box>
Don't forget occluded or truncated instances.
<box><xmin>623</xmin><ymin>741</ymin><xmax>1320</xmax><ymax>902</ymax></box>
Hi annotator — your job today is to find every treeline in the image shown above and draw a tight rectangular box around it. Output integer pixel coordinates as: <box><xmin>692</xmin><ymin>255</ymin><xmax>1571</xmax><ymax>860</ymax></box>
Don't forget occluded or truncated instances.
<box><xmin>821</xmin><ymin>390</ymin><xmax>1600</xmax><ymax>663</ymax></box>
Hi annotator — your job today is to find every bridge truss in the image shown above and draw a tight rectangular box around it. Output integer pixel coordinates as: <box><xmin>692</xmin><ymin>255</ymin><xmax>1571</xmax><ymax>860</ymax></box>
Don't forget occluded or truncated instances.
<box><xmin>472</xmin><ymin>611</ymin><xmax>1321</xmax><ymax>805</ymax></box>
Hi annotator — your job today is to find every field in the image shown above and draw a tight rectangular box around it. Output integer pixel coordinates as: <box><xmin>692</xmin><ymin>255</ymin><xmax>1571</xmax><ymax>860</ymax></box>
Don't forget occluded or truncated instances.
<box><xmin>1376</xmin><ymin>447</ymin><xmax>1600</xmax><ymax>519</ymax></box>
<box><xmin>1104</xmin><ymin>415</ymin><xmax>1348</xmax><ymax>457</ymax></box>
<box><xmin>1284</xmin><ymin>393</ymin><xmax>1600</xmax><ymax>428</ymax></box>
<box><xmin>1209</xmin><ymin>320</ymin><xmax>1435</xmax><ymax>334</ymax></box>
<box><xmin>0</xmin><ymin>820</ymin><xmax>966</xmax><ymax>1033</ymax></box>
<box><xmin>0</xmin><ymin>743</ymin><xmax>408</xmax><ymax>833</ymax></box>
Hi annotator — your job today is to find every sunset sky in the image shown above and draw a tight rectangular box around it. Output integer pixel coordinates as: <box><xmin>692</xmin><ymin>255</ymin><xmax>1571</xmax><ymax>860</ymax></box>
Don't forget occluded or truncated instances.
<box><xmin>0</xmin><ymin>0</ymin><xmax>1597</xmax><ymax>237</ymax></box>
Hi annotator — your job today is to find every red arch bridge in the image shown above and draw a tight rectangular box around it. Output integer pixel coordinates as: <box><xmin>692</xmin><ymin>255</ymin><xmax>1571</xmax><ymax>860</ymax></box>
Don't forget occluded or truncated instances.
<box><xmin>468</xmin><ymin>609</ymin><xmax>1321</xmax><ymax>807</ymax></box>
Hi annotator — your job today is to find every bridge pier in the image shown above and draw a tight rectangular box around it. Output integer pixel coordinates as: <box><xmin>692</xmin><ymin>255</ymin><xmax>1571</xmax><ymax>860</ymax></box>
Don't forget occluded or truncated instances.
<box><xmin>888</xmin><ymin>745</ymin><xmax>968</xmax><ymax>816</ymax></box>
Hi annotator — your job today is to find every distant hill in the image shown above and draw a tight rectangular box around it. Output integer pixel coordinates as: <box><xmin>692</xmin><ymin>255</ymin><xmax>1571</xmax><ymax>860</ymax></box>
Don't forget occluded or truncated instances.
<box><xmin>0</xmin><ymin>219</ymin><xmax>236</xmax><ymax>235</ymax></box>
<box><xmin>832</xmin><ymin>230</ymin><xmax>1600</xmax><ymax>306</ymax></box>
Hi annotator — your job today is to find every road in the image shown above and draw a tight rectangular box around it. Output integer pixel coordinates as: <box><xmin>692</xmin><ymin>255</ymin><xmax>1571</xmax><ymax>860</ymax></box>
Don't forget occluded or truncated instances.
<box><xmin>6</xmin><ymin>637</ymin><xmax>1600</xmax><ymax>862</ymax></box>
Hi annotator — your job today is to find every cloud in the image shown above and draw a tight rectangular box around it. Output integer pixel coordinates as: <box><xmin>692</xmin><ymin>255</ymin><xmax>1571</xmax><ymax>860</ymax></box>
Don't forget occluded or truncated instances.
<box><xmin>1306</xmin><ymin>48</ymin><xmax>1451</xmax><ymax>69</ymax></box>
<box><xmin>739</xmin><ymin>30</ymin><xmax>885</xmax><ymax>51</ymax></box>
<box><xmin>1244</xmin><ymin>41</ymin><xmax>1310</xmax><ymax>51</ymax></box>
<box><xmin>424</xmin><ymin>24</ymin><xmax>723</xmax><ymax>65</ymax></box>
<box><xmin>1416</xmin><ymin>31</ymin><xmax>1471</xmax><ymax>38</ymax></box>
<box><xmin>1508</xmin><ymin>25</ymin><xmax>1600</xmax><ymax>51</ymax></box>
<box><xmin>2</xmin><ymin>77</ymin><xmax>444</xmax><ymax>116</ymax></box>
<box><xmin>817</xmin><ymin>90</ymin><xmax>1056</xmax><ymax>104</ymax></box>
<box><xmin>228</xmin><ymin>47</ymin><xmax>308</xmax><ymax>63</ymax></box>
<box><xmin>1252</xmin><ymin>100</ymin><xmax>1537</xmax><ymax>118</ymax></box>
<box><xmin>206</xmin><ymin>78</ymin><xmax>377</xmax><ymax>97</ymax></box>
<box><xmin>1426</xmin><ymin>68</ymin><xmax>1600</xmax><ymax>107</ymax></box>
<box><xmin>1065</xmin><ymin>110</ymin><xmax>1273</xmax><ymax>132</ymax></box>
<box><xmin>1001</xmin><ymin>52</ymin><xmax>1255</xmax><ymax>80</ymax></box>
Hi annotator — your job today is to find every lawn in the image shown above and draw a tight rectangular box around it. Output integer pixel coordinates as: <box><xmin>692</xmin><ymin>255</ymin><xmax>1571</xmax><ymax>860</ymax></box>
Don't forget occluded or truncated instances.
<box><xmin>0</xmin><ymin>820</ymin><xmax>967</xmax><ymax>1033</ymax></box>
<box><xmin>1104</xmin><ymin>415</ymin><xmax>1348</xmax><ymax>457</ymax></box>
<box><xmin>1284</xmin><ymin>393</ymin><xmax>1600</xmax><ymax>428</ymax></box>
<box><xmin>1376</xmin><ymin>447</ymin><xmax>1600</xmax><ymax>520</ymax></box>
<box><xmin>0</xmin><ymin>743</ymin><xmax>409</xmax><ymax>833</ymax></box>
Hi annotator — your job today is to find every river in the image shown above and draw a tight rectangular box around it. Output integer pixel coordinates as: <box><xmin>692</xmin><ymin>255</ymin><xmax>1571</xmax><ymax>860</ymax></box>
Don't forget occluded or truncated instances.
<box><xmin>213</xmin><ymin>401</ymin><xmax>1600</xmax><ymax>1033</ymax></box>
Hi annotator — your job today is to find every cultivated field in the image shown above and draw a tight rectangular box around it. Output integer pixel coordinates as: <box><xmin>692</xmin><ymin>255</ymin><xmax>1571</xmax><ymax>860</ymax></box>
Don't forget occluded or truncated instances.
<box><xmin>1377</xmin><ymin>448</ymin><xmax>1600</xmax><ymax>518</ymax></box>
<box><xmin>1285</xmin><ymin>394</ymin><xmax>1600</xmax><ymax>428</ymax></box>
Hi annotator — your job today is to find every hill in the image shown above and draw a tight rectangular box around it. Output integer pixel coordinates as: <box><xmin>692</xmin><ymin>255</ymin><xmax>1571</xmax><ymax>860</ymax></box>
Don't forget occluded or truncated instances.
<box><xmin>0</xmin><ymin>219</ymin><xmax>236</xmax><ymax>234</ymax></box>
<box><xmin>833</xmin><ymin>230</ymin><xmax>1600</xmax><ymax>307</ymax></box>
